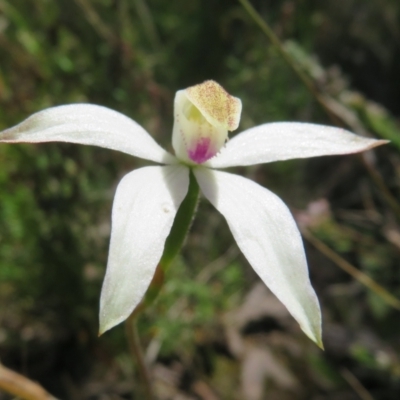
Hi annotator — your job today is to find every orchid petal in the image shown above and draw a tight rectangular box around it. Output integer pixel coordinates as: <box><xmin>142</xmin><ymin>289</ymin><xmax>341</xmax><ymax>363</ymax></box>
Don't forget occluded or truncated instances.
<box><xmin>194</xmin><ymin>168</ymin><xmax>322</xmax><ymax>346</ymax></box>
<box><xmin>0</xmin><ymin>104</ymin><xmax>176</xmax><ymax>164</ymax></box>
<box><xmin>207</xmin><ymin>122</ymin><xmax>388</xmax><ymax>168</ymax></box>
<box><xmin>99</xmin><ymin>165</ymin><xmax>189</xmax><ymax>334</ymax></box>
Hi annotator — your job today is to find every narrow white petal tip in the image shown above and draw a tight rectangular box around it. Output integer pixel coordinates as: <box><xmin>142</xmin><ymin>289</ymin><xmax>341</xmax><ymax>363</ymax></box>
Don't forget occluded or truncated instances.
<box><xmin>362</xmin><ymin>139</ymin><xmax>390</xmax><ymax>150</ymax></box>
<box><xmin>99</xmin><ymin>310</ymin><xmax>130</xmax><ymax>336</ymax></box>
<box><xmin>301</xmin><ymin>321</ymin><xmax>323</xmax><ymax>349</ymax></box>
<box><xmin>98</xmin><ymin>320</ymin><xmax>117</xmax><ymax>336</ymax></box>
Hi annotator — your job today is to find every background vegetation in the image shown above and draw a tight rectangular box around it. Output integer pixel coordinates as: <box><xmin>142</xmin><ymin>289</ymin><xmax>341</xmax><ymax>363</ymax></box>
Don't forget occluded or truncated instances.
<box><xmin>0</xmin><ymin>0</ymin><xmax>400</xmax><ymax>399</ymax></box>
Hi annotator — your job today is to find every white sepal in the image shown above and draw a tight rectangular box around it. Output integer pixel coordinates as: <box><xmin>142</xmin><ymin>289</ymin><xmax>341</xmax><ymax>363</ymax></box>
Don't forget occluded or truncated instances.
<box><xmin>207</xmin><ymin>122</ymin><xmax>388</xmax><ymax>168</ymax></box>
<box><xmin>0</xmin><ymin>104</ymin><xmax>176</xmax><ymax>164</ymax></box>
<box><xmin>99</xmin><ymin>165</ymin><xmax>189</xmax><ymax>334</ymax></box>
<box><xmin>194</xmin><ymin>168</ymin><xmax>322</xmax><ymax>346</ymax></box>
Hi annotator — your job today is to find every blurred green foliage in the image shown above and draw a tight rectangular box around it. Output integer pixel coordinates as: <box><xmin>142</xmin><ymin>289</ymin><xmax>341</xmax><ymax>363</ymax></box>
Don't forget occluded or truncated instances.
<box><xmin>1</xmin><ymin>0</ymin><xmax>400</xmax><ymax>399</ymax></box>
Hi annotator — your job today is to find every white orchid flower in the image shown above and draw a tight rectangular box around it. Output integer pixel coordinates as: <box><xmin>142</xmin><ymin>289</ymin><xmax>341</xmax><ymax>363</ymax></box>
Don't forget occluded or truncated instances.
<box><xmin>0</xmin><ymin>81</ymin><xmax>387</xmax><ymax>346</ymax></box>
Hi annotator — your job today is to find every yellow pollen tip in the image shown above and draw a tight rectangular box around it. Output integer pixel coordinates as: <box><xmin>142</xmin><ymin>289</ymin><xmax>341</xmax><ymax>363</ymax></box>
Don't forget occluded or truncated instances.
<box><xmin>185</xmin><ymin>80</ymin><xmax>242</xmax><ymax>131</ymax></box>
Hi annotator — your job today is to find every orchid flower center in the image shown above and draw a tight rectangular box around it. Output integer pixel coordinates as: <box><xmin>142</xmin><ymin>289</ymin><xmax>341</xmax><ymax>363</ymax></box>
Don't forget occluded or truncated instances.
<box><xmin>172</xmin><ymin>80</ymin><xmax>242</xmax><ymax>164</ymax></box>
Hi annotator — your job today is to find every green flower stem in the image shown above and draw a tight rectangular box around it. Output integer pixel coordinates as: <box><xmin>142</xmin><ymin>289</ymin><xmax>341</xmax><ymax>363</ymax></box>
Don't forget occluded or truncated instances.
<box><xmin>160</xmin><ymin>168</ymin><xmax>200</xmax><ymax>268</ymax></box>
<box><xmin>143</xmin><ymin>168</ymin><xmax>200</xmax><ymax>306</ymax></box>
<box><xmin>125</xmin><ymin>169</ymin><xmax>200</xmax><ymax>399</ymax></box>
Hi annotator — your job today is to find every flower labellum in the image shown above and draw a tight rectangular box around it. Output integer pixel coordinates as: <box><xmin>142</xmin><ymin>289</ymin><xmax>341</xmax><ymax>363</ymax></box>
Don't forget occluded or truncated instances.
<box><xmin>172</xmin><ymin>80</ymin><xmax>242</xmax><ymax>164</ymax></box>
<box><xmin>0</xmin><ymin>80</ymin><xmax>388</xmax><ymax>347</ymax></box>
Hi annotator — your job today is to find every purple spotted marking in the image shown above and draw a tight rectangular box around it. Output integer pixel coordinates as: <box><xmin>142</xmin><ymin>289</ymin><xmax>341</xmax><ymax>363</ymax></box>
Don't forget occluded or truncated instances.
<box><xmin>188</xmin><ymin>137</ymin><xmax>213</xmax><ymax>164</ymax></box>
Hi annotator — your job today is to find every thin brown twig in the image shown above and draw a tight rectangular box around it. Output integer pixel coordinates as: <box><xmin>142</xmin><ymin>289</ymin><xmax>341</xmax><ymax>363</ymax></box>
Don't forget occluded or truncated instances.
<box><xmin>360</xmin><ymin>153</ymin><xmax>400</xmax><ymax>220</ymax></box>
<box><xmin>302</xmin><ymin>229</ymin><xmax>400</xmax><ymax>310</ymax></box>
<box><xmin>0</xmin><ymin>363</ymin><xmax>59</xmax><ymax>400</ymax></box>
<box><xmin>341</xmin><ymin>368</ymin><xmax>375</xmax><ymax>400</ymax></box>
<box><xmin>74</xmin><ymin>0</ymin><xmax>118</xmax><ymax>45</ymax></box>
<box><xmin>238</xmin><ymin>0</ymin><xmax>343</xmax><ymax>126</ymax></box>
<box><xmin>197</xmin><ymin>245</ymin><xmax>239</xmax><ymax>283</ymax></box>
<box><xmin>134</xmin><ymin>0</ymin><xmax>161</xmax><ymax>50</ymax></box>
<box><xmin>125</xmin><ymin>312</ymin><xmax>155</xmax><ymax>400</ymax></box>
<box><xmin>123</xmin><ymin>265</ymin><xmax>166</xmax><ymax>400</ymax></box>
